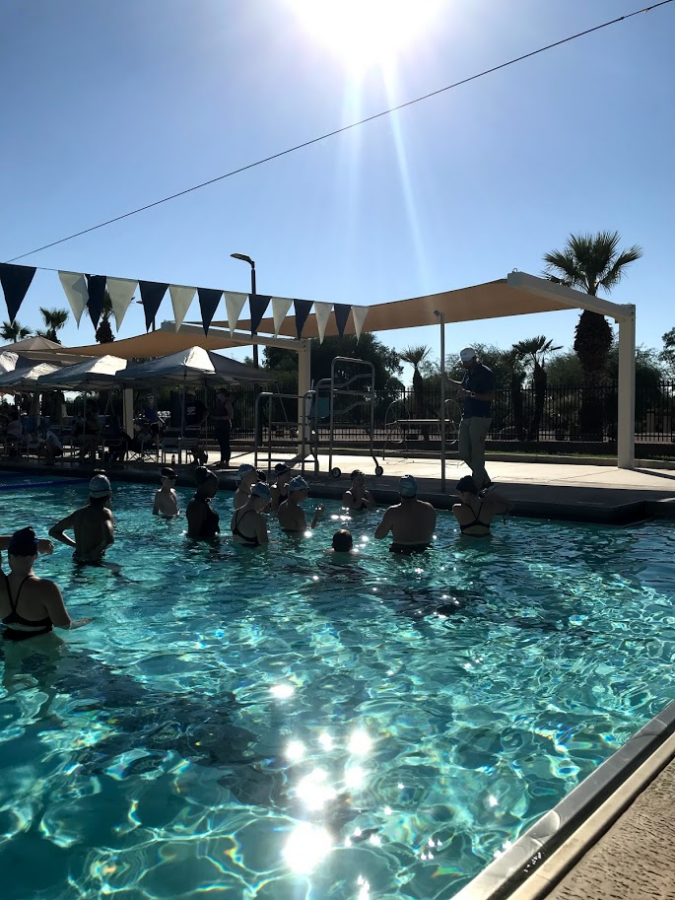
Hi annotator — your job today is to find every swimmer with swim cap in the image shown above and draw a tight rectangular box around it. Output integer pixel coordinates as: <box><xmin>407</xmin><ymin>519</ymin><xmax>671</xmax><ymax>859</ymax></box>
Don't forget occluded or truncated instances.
<box><xmin>153</xmin><ymin>466</ymin><xmax>179</xmax><ymax>518</ymax></box>
<box><xmin>49</xmin><ymin>475</ymin><xmax>115</xmax><ymax>564</ymax></box>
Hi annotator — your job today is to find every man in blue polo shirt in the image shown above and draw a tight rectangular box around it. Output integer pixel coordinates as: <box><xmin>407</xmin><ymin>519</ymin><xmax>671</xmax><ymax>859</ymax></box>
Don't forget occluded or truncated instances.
<box><xmin>450</xmin><ymin>347</ymin><xmax>495</xmax><ymax>491</ymax></box>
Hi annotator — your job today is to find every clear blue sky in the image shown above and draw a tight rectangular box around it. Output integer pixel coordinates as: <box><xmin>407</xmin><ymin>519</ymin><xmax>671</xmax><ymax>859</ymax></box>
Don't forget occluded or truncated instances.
<box><xmin>1</xmin><ymin>0</ymin><xmax>673</xmax><ymax>380</ymax></box>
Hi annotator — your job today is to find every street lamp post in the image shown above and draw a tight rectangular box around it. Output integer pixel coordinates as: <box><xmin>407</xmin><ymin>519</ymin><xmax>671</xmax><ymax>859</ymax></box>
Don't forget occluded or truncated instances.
<box><xmin>230</xmin><ymin>253</ymin><xmax>258</xmax><ymax>369</ymax></box>
<box><xmin>434</xmin><ymin>310</ymin><xmax>446</xmax><ymax>493</ymax></box>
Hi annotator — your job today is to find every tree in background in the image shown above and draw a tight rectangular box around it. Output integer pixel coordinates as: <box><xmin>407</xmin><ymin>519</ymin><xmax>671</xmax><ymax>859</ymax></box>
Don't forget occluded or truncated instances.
<box><xmin>543</xmin><ymin>231</ymin><xmax>642</xmax><ymax>439</ymax></box>
<box><xmin>1</xmin><ymin>320</ymin><xmax>31</xmax><ymax>342</ymax></box>
<box><xmin>512</xmin><ymin>336</ymin><xmax>562</xmax><ymax>440</ymax></box>
<box><xmin>400</xmin><ymin>345</ymin><xmax>431</xmax><ymax>416</ymax></box>
<box><xmin>36</xmin><ymin>307</ymin><xmax>69</xmax><ymax>343</ymax></box>
<box><xmin>660</xmin><ymin>328</ymin><xmax>675</xmax><ymax>376</ymax></box>
<box><xmin>95</xmin><ymin>291</ymin><xmax>115</xmax><ymax>344</ymax></box>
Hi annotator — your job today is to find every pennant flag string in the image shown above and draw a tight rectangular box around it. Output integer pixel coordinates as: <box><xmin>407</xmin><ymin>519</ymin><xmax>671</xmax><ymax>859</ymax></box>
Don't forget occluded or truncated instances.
<box><xmin>58</xmin><ymin>271</ymin><xmax>89</xmax><ymax>326</ymax></box>
<box><xmin>352</xmin><ymin>306</ymin><xmax>369</xmax><ymax>342</ymax></box>
<box><xmin>225</xmin><ymin>291</ymin><xmax>247</xmax><ymax>337</ymax></box>
<box><xmin>333</xmin><ymin>303</ymin><xmax>352</xmax><ymax>339</ymax></box>
<box><xmin>169</xmin><ymin>285</ymin><xmax>196</xmax><ymax>332</ymax></box>
<box><xmin>85</xmin><ymin>274</ymin><xmax>107</xmax><ymax>329</ymax></box>
<box><xmin>106</xmin><ymin>277</ymin><xmax>138</xmax><ymax>331</ymax></box>
<box><xmin>249</xmin><ymin>294</ymin><xmax>271</xmax><ymax>334</ymax></box>
<box><xmin>197</xmin><ymin>288</ymin><xmax>222</xmax><ymax>335</ymax></box>
<box><xmin>138</xmin><ymin>281</ymin><xmax>169</xmax><ymax>332</ymax></box>
<box><xmin>293</xmin><ymin>299</ymin><xmax>313</xmax><ymax>339</ymax></box>
<box><xmin>314</xmin><ymin>302</ymin><xmax>332</xmax><ymax>344</ymax></box>
<box><xmin>0</xmin><ymin>263</ymin><xmax>37</xmax><ymax>323</ymax></box>
<box><xmin>271</xmin><ymin>297</ymin><xmax>292</xmax><ymax>335</ymax></box>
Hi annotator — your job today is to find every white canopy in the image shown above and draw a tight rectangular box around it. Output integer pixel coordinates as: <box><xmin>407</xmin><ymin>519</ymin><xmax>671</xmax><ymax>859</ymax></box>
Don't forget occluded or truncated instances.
<box><xmin>0</xmin><ymin>351</ymin><xmax>27</xmax><ymax>374</ymax></box>
<box><xmin>38</xmin><ymin>354</ymin><xmax>128</xmax><ymax>391</ymax></box>
<box><xmin>116</xmin><ymin>346</ymin><xmax>263</xmax><ymax>389</ymax></box>
<box><xmin>0</xmin><ymin>361</ymin><xmax>61</xmax><ymax>391</ymax></box>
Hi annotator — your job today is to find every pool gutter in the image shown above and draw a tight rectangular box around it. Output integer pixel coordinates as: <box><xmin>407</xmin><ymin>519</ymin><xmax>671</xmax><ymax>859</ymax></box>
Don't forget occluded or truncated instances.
<box><xmin>453</xmin><ymin>699</ymin><xmax>675</xmax><ymax>900</ymax></box>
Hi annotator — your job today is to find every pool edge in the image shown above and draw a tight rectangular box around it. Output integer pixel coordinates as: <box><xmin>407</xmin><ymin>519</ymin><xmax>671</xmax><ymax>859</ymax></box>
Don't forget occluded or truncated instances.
<box><xmin>453</xmin><ymin>698</ymin><xmax>675</xmax><ymax>900</ymax></box>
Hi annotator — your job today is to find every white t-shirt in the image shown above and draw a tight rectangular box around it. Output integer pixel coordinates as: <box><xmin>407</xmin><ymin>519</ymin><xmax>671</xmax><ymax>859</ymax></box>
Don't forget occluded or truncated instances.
<box><xmin>45</xmin><ymin>429</ymin><xmax>63</xmax><ymax>450</ymax></box>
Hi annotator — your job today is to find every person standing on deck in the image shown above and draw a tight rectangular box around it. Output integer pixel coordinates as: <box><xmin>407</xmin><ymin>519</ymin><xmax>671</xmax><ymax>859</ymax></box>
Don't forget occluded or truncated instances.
<box><xmin>449</xmin><ymin>348</ymin><xmax>495</xmax><ymax>491</ymax></box>
<box><xmin>212</xmin><ymin>390</ymin><xmax>234</xmax><ymax>469</ymax></box>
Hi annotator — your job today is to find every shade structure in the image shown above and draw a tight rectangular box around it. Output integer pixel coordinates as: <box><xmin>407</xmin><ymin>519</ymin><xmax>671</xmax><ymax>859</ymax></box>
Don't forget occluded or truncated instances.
<box><xmin>0</xmin><ymin>361</ymin><xmax>61</xmax><ymax>391</ymax></box>
<box><xmin>0</xmin><ymin>336</ymin><xmax>62</xmax><ymax>353</ymax></box>
<box><xmin>0</xmin><ymin>351</ymin><xmax>32</xmax><ymax>375</ymax></box>
<box><xmin>37</xmin><ymin>355</ymin><xmax>128</xmax><ymax>391</ymax></box>
<box><xmin>117</xmin><ymin>346</ymin><xmax>263</xmax><ymax>389</ymax></box>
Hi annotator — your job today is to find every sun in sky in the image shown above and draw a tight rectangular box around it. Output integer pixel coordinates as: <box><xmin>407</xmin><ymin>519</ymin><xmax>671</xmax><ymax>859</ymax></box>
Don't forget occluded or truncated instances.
<box><xmin>286</xmin><ymin>0</ymin><xmax>445</xmax><ymax>74</ymax></box>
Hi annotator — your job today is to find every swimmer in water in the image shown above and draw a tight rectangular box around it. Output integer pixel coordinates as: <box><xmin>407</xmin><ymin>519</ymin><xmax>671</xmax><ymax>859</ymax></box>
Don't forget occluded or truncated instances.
<box><xmin>342</xmin><ymin>470</ymin><xmax>375</xmax><ymax>511</ymax></box>
<box><xmin>270</xmin><ymin>463</ymin><xmax>293</xmax><ymax>512</ymax></box>
<box><xmin>185</xmin><ymin>467</ymin><xmax>220</xmax><ymax>539</ymax></box>
<box><xmin>278</xmin><ymin>476</ymin><xmax>324</xmax><ymax>533</ymax></box>
<box><xmin>1</xmin><ymin>527</ymin><xmax>92</xmax><ymax>641</ymax></box>
<box><xmin>49</xmin><ymin>474</ymin><xmax>115</xmax><ymax>564</ymax></box>
<box><xmin>233</xmin><ymin>464</ymin><xmax>258</xmax><ymax>511</ymax></box>
<box><xmin>231</xmin><ymin>482</ymin><xmax>271</xmax><ymax>547</ymax></box>
<box><xmin>452</xmin><ymin>475</ymin><xmax>511</xmax><ymax>537</ymax></box>
<box><xmin>153</xmin><ymin>466</ymin><xmax>179</xmax><ymax>518</ymax></box>
<box><xmin>374</xmin><ymin>475</ymin><xmax>436</xmax><ymax>554</ymax></box>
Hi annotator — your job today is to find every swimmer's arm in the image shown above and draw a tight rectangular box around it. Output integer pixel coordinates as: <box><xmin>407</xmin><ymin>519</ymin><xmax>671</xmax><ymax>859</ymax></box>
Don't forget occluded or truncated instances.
<box><xmin>342</xmin><ymin>490</ymin><xmax>357</xmax><ymax>510</ymax></box>
<box><xmin>256</xmin><ymin>517</ymin><xmax>269</xmax><ymax>545</ymax></box>
<box><xmin>0</xmin><ymin>536</ymin><xmax>53</xmax><ymax>554</ymax></box>
<box><xmin>488</xmin><ymin>493</ymin><xmax>512</xmax><ymax>515</ymax></box>
<box><xmin>364</xmin><ymin>491</ymin><xmax>376</xmax><ymax>509</ymax></box>
<box><xmin>310</xmin><ymin>505</ymin><xmax>324</xmax><ymax>528</ymax></box>
<box><xmin>42</xmin><ymin>582</ymin><xmax>91</xmax><ymax>629</ymax></box>
<box><xmin>49</xmin><ymin>514</ymin><xmax>78</xmax><ymax>549</ymax></box>
<box><xmin>152</xmin><ymin>491</ymin><xmax>160</xmax><ymax>515</ymax></box>
<box><xmin>374</xmin><ymin>509</ymin><xmax>393</xmax><ymax>539</ymax></box>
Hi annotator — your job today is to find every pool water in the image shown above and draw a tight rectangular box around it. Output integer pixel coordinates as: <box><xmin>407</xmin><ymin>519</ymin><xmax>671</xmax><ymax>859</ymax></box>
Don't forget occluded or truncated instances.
<box><xmin>1</xmin><ymin>478</ymin><xmax>675</xmax><ymax>900</ymax></box>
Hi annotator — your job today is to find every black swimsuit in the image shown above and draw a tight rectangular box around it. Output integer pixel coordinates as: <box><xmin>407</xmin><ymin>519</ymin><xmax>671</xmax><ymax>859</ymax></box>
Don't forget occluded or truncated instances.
<box><xmin>459</xmin><ymin>500</ymin><xmax>491</xmax><ymax>537</ymax></box>
<box><xmin>191</xmin><ymin>496</ymin><xmax>220</xmax><ymax>538</ymax></box>
<box><xmin>232</xmin><ymin>510</ymin><xmax>260</xmax><ymax>547</ymax></box>
<box><xmin>1</xmin><ymin>574</ymin><xmax>53</xmax><ymax>641</ymax></box>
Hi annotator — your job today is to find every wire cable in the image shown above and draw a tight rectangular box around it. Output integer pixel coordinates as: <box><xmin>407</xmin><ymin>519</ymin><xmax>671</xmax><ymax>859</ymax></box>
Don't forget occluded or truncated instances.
<box><xmin>5</xmin><ymin>0</ymin><xmax>672</xmax><ymax>264</ymax></box>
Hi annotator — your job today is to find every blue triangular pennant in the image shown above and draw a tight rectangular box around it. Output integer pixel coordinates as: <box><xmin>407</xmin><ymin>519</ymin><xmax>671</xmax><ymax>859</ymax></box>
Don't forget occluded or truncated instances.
<box><xmin>139</xmin><ymin>281</ymin><xmax>169</xmax><ymax>331</ymax></box>
<box><xmin>250</xmin><ymin>294</ymin><xmax>271</xmax><ymax>333</ymax></box>
<box><xmin>0</xmin><ymin>263</ymin><xmax>37</xmax><ymax>323</ymax></box>
<box><xmin>85</xmin><ymin>274</ymin><xmax>107</xmax><ymax>329</ymax></box>
<box><xmin>294</xmin><ymin>299</ymin><xmax>312</xmax><ymax>338</ymax></box>
<box><xmin>197</xmin><ymin>288</ymin><xmax>222</xmax><ymax>335</ymax></box>
<box><xmin>334</xmin><ymin>304</ymin><xmax>352</xmax><ymax>339</ymax></box>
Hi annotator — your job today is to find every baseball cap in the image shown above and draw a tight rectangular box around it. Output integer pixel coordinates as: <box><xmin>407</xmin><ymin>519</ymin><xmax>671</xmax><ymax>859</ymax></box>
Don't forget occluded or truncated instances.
<box><xmin>459</xmin><ymin>347</ymin><xmax>476</xmax><ymax>362</ymax></box>
<box><xmin>251</xmin><ymin>482</ymin><xmax>271</xmax><ymax>500</ymax></box>
<box><xmin>236</xmin><ymin>463</ymin><xmax>255</xmax><ymax>481</ymax></box>
<box><xmin>398</xmin><ymin>474</ymin><xmax>417</xmax><ymax>498</ymax></box>
<box><xmin>89</xmin><ymin>474</ymin><xmax>112</xmax><ymax>498</ymax></box>
<box><xmin>288</xmin><ymin>475</ymin><xmax>309</xmax><ymax>493</ymax></box>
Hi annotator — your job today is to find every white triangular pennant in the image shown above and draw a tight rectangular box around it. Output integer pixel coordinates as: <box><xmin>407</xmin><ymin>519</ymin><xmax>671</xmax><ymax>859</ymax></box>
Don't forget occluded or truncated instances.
<box><xmin>107</xmin><ymin>277</ymin><xmax>138</xmax><ymax>331</ymax></box>
<box><xmin>169</xmin><ymin>285</ymin><xmax>196</xmax><ymax>331</ymax></box>
<box><xmin>314</xmin><ymin>302</ymin><xmax>333</xmax><ymax>344</ymax></box>
<box><xmin>225</xmin><ymin>291</ymin><xmax>247</xmax><ymax>337</ymax></box>
<box><xmin>58</xmin><ymin>271</ymin><xmax>88</xmax><ymax>326</ymax></box>
<box><xmin>352</xmin><ymin>306</ymin><xmax>369</xmax><ymax>342</ymax></box>
<box><xmin>271</xmin><ymin>296</ymin><xmax>293</xmax><ymax>335</ymax></box>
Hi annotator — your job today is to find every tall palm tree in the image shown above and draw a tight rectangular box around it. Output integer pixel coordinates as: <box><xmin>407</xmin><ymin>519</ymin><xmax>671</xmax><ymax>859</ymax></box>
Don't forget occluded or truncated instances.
<box><xmin>1</xmin><ymin>320</ymin><xmax>31</xmax><ymax>342</ymax></box>
<box><xmin>543</xmin><ymin>231</ymin><xmax>642</xmax><ymax>438</ymax></box>
<box><xmin>36</xmin><ymin>307</ymin><xmax>69</xmax><ymax>343</ymax></box>
<box><xmin>95</xmin><ymin>290</ymin><xmax>115</xmax><ymax>344</ymax></box>
<box><xmin>400</xmin><ymin>345</ymin><xmax>432</xmax><ymax>422</ymax></box>
<box><xmin>513</xmin><ymin>336</ymin><xmax>562</xmax><ymax>441</ymax></box>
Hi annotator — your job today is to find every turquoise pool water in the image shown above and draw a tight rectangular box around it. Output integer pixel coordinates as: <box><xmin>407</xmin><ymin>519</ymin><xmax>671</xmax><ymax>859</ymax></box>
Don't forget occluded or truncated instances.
<box><xmin>1</xmin><ymin>476</ymin><xmax>675</xmax><ymax>900</ymax></box>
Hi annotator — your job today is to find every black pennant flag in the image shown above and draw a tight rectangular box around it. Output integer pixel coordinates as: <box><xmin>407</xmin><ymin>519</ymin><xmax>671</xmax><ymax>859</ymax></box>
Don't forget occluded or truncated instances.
<box><xmin>85</xmin><ymin>275</ymin><xmax>107</xmax><ymax>329</ymax></box>
<box><xmin>0</xmin><ymin>263</ymin><xmax>37</xmax><ymax>323</ymax></box>
<box><xmin>333</xmin><ymin>304</ymin><xmax>352</xmax><ymax>339</ymax></box>
<box><xmin>197</xmin><ymin>288</ymin><xmax>222</xmax><ymax>335</ymax></box>
<box><xmin>139</xmin><ymin>281</ymin><xmax>169</xmax><ymax>331</ymax></box>
<box><xmin>293</xmin><ymin>299</ymin><xmax>312</xmax><ymax>339</ymax></box>
<box><xmin>250</xmin><ymin>294</ymin><xmax>271</xmax><ymax>333</ymax></box>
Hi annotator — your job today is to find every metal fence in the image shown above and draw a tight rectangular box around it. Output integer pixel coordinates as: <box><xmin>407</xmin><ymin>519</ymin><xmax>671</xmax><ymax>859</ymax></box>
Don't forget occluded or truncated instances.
<box><xmin>218</xmin><ymin>381</ymin><xmax>675</xmax><ymax>447</ymax></box>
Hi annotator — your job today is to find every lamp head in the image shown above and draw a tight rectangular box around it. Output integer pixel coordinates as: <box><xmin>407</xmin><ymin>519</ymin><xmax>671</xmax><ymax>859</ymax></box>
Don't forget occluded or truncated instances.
<box><xmin>231</xmin><ymin>253</ymin><xmax>255</xmax><ymax>267</ymax></box>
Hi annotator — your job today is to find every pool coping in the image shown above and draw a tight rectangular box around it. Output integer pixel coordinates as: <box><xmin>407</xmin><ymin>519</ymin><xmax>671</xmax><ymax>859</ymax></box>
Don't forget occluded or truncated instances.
<box><xmin>453</xmin><ymin>698</ymin><xmax>675</xmax><ymax>900</ymax></box>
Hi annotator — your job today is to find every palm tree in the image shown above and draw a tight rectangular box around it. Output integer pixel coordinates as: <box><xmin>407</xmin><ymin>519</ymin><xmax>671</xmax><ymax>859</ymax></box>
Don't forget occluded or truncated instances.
<box><xmin>543</xmin><ymin>231</ymin><xmax>642</xmax><ymax>439</ymax></box>
<box><xmin>400</xmin><ymin>345</ymin><xmax>432</xmax><ymax>429</ymax></box>
<box><xmin>513</xmin><ymin>336</ymin><xmax>562</xmax><ymax>441</ymax></box>
<box><xmin>35</xmin><ymin>307</ymin><xmax>69</xmax><ymax>343</ymax></box>
<box><xmin>95</xmin><ymin>290</ymin><xmax>115</xmax><ymax>344</ymax></box>
<box><xmin>1</xmin><ymin>320</ymin><xmax>31</xmax><ymax>342</ymax></box>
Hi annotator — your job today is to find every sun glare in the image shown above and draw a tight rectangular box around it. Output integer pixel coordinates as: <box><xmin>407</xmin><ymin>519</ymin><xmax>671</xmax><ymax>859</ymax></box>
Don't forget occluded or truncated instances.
<box><xmin>287</xmin><ymin>0</ymin><xmax>444</xmax><ymax>73</ymax></box>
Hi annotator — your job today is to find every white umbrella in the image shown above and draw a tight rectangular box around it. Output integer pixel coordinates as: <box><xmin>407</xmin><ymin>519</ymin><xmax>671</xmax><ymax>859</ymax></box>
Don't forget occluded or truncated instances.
<box><xmin>116</xmin><ymin>346</ymin><xmax>261</xmax><ymax>389</ymax></box>
<box><xmin>38</xmin><ymin>354</ymin><xmax>128</xmax><ymax>391</ymax></box>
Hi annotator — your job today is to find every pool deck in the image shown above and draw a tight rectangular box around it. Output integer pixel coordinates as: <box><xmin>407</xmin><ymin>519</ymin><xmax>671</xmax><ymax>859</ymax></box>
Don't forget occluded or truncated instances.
<box><xmin>3</xmin><ymin>451</ymin><xmax>675</xmax><ymax>524</ymax></box>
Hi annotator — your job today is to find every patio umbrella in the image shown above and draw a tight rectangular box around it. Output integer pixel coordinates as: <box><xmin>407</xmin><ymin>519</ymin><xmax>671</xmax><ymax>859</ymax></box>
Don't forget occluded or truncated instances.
<box><xmin>116</xmin><ymin>346</ymin><xmax>262</xmax><ymax>389</ymax></box>
<box><xmin>37</xmin><ymin>354</ymin><xmax>128</xmax><ymax>391</ymax></box>
<box><xmin>0</xmin><ymin>351</ymin><xmax>31</xmax><ymax>374</ymax></box>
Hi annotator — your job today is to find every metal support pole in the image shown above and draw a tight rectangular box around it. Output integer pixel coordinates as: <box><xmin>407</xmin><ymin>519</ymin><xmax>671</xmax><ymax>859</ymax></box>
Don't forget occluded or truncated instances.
<box><xmin>297</xmin><ymin>339</ymin><xmax>312</xmax><ymax>455</ymax></box>
<box><xmin>435</xmin><ymin>310</ymin><xmax>446</xmax><ymax>492</ymax></box>
<box><xmin>617</xmin><ymin>309</ymin><xmax>636</xmax><ymax>469</ymax></box>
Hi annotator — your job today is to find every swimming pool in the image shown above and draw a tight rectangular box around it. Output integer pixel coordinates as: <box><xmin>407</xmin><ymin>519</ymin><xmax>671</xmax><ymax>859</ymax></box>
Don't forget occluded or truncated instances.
<box><xmin>1</xmin><ymin>477</ymin><xmax>675</xmax><ymax>900</ymax></box>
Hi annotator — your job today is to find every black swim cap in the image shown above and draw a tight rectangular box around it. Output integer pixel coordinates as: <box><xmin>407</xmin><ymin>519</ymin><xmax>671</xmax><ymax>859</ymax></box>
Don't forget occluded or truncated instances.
<box><xmin>194</xmin><ymin>466</ymin><xmax>216</xmax><ymax>486</ymax></box>
<box><xmin>332</xmin><ymin>529</ymin><xmax>353</xmax><ymax>552</ymax></box>
<box><xmin>456</xmin><ymin>476</ymin><xmax>479</xmax><ymax>495</ymax></box>
<box><xmin>160</xmin><ymin>466</ymin><xmax>177</xmax><ymax>479</ymax></box>
<box><xmin>8</xmin><ymin>527</ymin><xmax>39</xmax><ymax>557</ymax></box>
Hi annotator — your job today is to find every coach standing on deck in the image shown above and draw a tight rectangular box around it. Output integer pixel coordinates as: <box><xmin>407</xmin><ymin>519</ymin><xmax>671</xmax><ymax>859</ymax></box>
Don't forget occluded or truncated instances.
<box><xmin>450</xmin><ymin>347</ymin><xmax>495</xmax><ymax>491</ymax></box>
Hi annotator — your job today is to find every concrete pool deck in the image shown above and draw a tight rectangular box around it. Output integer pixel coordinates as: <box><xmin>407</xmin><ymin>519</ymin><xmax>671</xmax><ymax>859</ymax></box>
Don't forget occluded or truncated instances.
<box><xmin>4</xmin><ymin>452</ymin><xmax>675</xmax><ymax>524</ymax></box>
